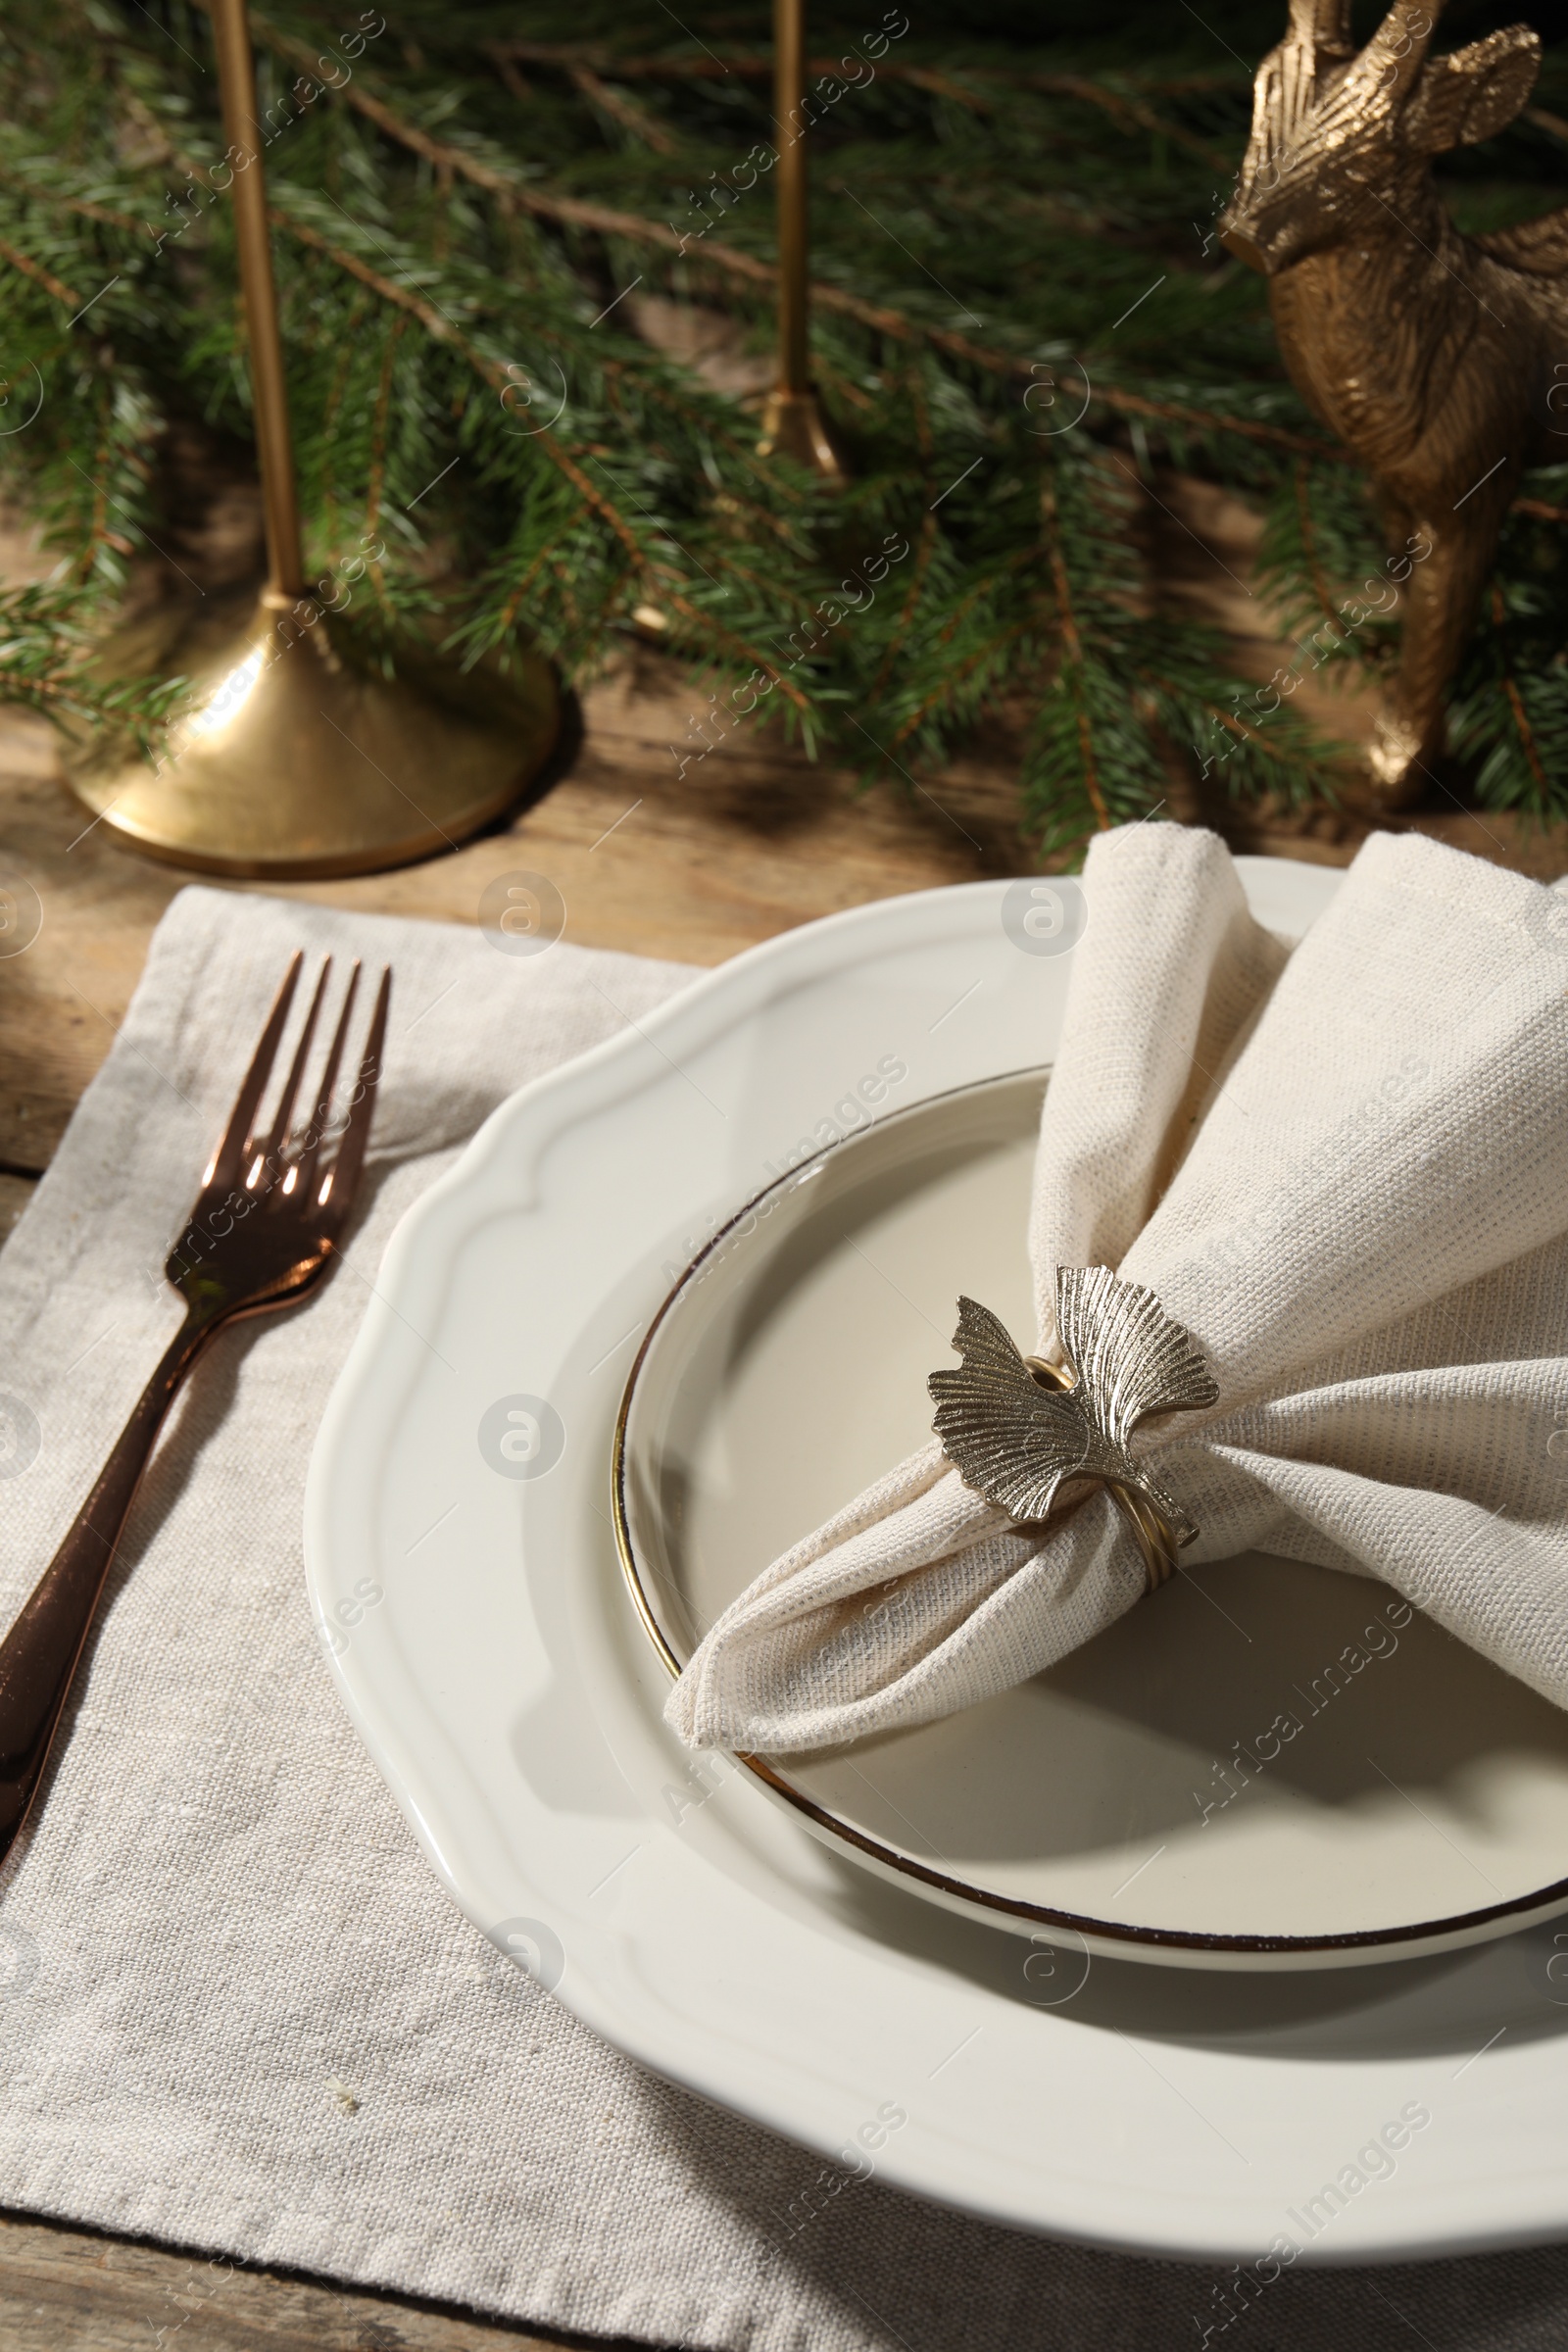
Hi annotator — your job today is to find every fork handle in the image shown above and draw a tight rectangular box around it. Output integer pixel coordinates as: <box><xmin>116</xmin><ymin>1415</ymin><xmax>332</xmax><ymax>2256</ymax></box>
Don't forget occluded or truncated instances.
<box><xmin>0</xmin><ymin>1309</ymin><xmax>217</xmax><ymax>1863</ymax></box>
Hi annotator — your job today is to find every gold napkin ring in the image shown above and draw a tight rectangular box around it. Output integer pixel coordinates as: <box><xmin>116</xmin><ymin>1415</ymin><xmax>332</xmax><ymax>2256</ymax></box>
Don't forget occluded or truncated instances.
<box><xmin>927</xmin><ymin>1268</ymin><xmax>1219</xmax><ymax>1599</ymax></box>
<box><xmin>1022</xmin><ymin>1356</ymin><xmax>1182</xmax><ymax>1593</ymax></box>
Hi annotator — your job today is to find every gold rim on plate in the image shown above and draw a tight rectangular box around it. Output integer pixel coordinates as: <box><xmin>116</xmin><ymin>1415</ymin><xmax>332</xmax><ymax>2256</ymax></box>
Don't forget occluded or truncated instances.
<box><xmin>611</xmin><ymin>1071</ymin><xmax>1568</xmax><ymax>1963</ymax></box>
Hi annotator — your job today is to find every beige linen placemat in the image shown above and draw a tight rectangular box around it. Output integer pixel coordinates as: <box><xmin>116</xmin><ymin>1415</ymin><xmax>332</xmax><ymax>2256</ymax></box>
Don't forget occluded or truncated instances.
<box><xmin>0</xmin><ymin>881</ymin><xmax>1565</xmax><ymax>2352</ymax></box>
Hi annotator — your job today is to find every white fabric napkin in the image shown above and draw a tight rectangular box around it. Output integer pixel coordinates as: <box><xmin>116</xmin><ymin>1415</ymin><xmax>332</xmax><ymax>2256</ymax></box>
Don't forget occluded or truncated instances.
<box><xmin>668</xmin><ymin>824</ymin><xmax>1568</xmax><ymax>1756</ymax></box>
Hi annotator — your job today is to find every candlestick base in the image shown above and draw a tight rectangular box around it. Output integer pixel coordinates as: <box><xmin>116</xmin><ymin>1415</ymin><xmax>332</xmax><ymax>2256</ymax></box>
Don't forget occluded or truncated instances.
<box><xmin>61</xmin><ymin>590</ymin><xmax>559</xmax><ymax>879</ymax></box>
<box><xmin>757</xmin><ymin>387</ymin><xmax>847</xmax><ymax>483</ymax></box>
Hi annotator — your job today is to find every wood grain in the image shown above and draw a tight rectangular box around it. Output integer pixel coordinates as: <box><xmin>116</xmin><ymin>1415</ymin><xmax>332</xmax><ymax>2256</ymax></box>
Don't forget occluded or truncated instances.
<box><xmin>0</xmin><ymin>1172</ymin><xmax>36</xmax><ymax>1246</ymax></box>
<box><xmin>6</xmin><ymin>474</ymin><xmax>1565</xmax><ymax>1174</ymax></box>
<box><xmin>5</xmin><ymin>612</ymin><xmax>1567</xmax><ymax>1172</ymax></box>
<box><xmin>0</xmin><ymin>2208</ymin><xmax>606</xmax><ymax>2350</ymax></box>
<box><xmin>0</xmin><ymin>640</ymin><xmax>1038</xmax><ymax>1170</ymax></box>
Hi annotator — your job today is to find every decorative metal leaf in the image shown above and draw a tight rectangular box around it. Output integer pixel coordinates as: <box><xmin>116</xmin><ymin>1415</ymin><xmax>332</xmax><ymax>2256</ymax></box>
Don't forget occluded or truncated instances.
<box><xmin>927</xmin><ymin>1270</ymin><xmax>1217</xmax><ymax>1543</ymax></box>
<box><xmin>928</xmin><ymin>1297</ymin><xmax>1098</xmax><ymax>1524</ymax></box>
<box><xmin>1054</xmin><ymin>1264</ymin><xmax>1219</xmax><ymax>1448</ymax></box>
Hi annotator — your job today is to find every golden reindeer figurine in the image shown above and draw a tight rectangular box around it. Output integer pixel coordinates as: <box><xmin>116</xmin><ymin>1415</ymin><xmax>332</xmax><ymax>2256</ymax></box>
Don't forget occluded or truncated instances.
<box><xmin>1220</xmin><ymin>0</ymin><xmax>1566</xmax><ymax>808</ymax></box>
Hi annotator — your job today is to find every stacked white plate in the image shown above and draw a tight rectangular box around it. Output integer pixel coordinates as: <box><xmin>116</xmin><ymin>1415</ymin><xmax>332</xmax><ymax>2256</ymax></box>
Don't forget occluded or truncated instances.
<box><xmin>306</xmin><ymin>861</ymin><xmax>1568</xmax><ymax>2264</ymax></box>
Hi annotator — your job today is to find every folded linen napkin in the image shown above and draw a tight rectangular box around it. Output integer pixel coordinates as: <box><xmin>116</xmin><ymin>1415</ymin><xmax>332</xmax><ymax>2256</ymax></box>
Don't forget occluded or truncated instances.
<box><xmin>668</xmin><ymin>823</ymin><xmax>1568</xmax><ymax>1755</ymax></box>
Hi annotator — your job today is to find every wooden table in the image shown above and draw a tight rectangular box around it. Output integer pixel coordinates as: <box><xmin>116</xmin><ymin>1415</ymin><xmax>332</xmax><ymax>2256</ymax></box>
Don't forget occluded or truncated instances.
<box><xmin>10</xmin><ymin>463</ymin><xmax>1568</xmax><ymax>1187</ymax></box>
<box><xmin>3</xmin><ymin>504</ymin><xmax>1566</xmax><ymax>2348</ymax></box>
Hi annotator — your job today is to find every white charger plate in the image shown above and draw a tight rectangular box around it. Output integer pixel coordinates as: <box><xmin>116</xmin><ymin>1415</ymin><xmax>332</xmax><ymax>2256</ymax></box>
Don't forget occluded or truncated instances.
<box><xmin>306</xmin><ymin>863</ymin><xmax>1568</xmax><ymax>2263</ymax></box>
<box><xmin>613</xmin><ymin>1066</ymin><xmax>1568</xmax><ymax>1967</ymax></box>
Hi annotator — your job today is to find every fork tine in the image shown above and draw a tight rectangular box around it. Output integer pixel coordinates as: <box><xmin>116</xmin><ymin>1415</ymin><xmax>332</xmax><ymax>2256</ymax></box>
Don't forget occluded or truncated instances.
<box><xmin>294</xmin><ymin>960</ymin><xmax>361</xmax><ymax>1196</ymax></box>
<box><xmin>318</xmin><ymin>965</ymin><xmax>390</xmax><ymax>1229</ymax></box>
<box><xmin>206</xmin><ymin>953</ymin><xmax>303</xmax><ymax>1196</ymax></box>
<box><xmin>254</xmin><ymin>956</ymin><xmax>330</xmax><ymax>1183</ymax></box>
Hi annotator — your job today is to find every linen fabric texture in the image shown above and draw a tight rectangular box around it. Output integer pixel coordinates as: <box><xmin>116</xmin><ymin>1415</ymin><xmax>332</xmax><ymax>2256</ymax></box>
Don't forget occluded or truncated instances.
<box><xmin>8</xmin><ymin>878</ymin><xmax>1568</xmax><ymax>2352</ymax></box>
<box><xmin>668</xmin><ymin>824</ymin><xmax>1568</xmax><ymax>1756</ymax></box>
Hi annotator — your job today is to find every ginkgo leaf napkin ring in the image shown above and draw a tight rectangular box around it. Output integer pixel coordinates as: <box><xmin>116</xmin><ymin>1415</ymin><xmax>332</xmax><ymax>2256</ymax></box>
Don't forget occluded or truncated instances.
<box><xmin>928</xmin><ymin>1267</ymin><xmax>1220</xmax><ymax>1593</ymax></box>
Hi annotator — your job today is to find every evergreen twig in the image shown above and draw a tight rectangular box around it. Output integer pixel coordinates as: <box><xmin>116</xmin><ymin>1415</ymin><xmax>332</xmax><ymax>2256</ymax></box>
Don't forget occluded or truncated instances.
<box><xmin>2</xmin><ymin>0</ymin><xmax>1566</xmax><ymax>858</ymax></box>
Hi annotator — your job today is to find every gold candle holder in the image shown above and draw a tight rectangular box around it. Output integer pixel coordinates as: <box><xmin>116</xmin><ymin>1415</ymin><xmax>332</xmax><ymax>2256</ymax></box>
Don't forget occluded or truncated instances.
<box><xmin>756</xmin><ymin>0</ymin><xmax>845</xmax><ymax>481</ymax></box>
<box><xmin>62</xmin><ymin>0</ymin><xmax>558</xmax><ymax>879</ymax></box>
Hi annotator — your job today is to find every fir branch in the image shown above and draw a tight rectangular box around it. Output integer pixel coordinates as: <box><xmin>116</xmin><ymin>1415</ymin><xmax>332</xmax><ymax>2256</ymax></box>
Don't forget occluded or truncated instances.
<box><xmin>223</xmin><ymin>11</ymin><xmax>1341</xmax><ymax>464</ymax></box>
<box><xmin>873</xmin><ymin>508</ymin><xmax>938</xmax><ymax>698</ymax></box>
<box><xmin>564</xmin><ymin>66</ymin><xmax>676</xmax><ymax>154</ymax></box>
<box><xmin>1490</xmin><ymin>581</ymin><xmax>1550</xmax><ymax>796</ymax></box>
<box><xmin>269</xmin><ymin>208</ymin><xmax>812</xmax><ymax>706</ymax></box>
<box><xmin>1017</xmin><ymin>74</ymin><xmax>1229</xmax><ymax>170</ymax></box>
<box><xmin>484</xmin><ymin>43</ymin><xmax>1229</xmax><ymax>166</ymax></box>
<box><xmin>5</xmin><ymin>0</ymin><xmax>1567</xmax><ymax>844</ymax></box>
<box><xmin>1041</xmin><ymin>482</ymin><xmax>1112</xmax><ymax>833</ymax></box>
<box><xmin>0</xmin><ymin>234</ymin><xmax>76</xmax><ymax>306</ymax></box>
<box><xmin>0</xmin><ymin>580</ymin><xmax>182</xmax><ymax>738</ymax></box>
<box><xmin>361</xmin><ymin>311</ymin><xmax>405</xmax><ymax>543</ymax></box>
<box><xmin>0</xmin><ymin>165</ymin><xmax>143</xmax><ymax>237</ymax></box>
<box><xmin>1293</xmin><ymin>459</ymin><xmax>1338</xmax><ymax>624</ymax></box>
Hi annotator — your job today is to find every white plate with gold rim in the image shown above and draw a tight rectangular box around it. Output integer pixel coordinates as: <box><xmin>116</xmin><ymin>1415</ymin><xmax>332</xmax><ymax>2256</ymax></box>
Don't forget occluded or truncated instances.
<box><xmin>306</xmin><ymin>860</ymin><xmax>1568</xmax><ymax>2262</ymax></box>
<box><xmin>612</xmin><ymin>1064</ymin><xmax>1568</xmax><ymax>1969</ymax></box>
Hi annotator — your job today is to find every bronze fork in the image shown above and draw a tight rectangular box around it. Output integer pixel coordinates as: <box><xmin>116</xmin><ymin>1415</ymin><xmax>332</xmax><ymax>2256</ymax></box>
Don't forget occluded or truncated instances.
<box><xmin>0</xmin><ymin>952</ymin><xmax>390</xmax><ymax>1864</ymax></box>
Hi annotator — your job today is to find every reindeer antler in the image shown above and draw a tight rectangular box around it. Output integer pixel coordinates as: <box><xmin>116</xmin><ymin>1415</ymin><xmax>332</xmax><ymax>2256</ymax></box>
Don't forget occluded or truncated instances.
<box><xmin>1287</xmin><ymin>0</ymin><xmax>1353</xmax><ymax>58</ymax></box>
<box><xmin>1353</xmin><ymin>0</ymin><xmax>1446</xmax><ymax>102</ymax></box>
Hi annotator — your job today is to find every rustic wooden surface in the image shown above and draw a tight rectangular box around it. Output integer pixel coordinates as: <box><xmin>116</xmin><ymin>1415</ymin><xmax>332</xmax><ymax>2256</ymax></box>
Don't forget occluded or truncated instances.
<box><xmin>5</xmin><ymin>475</ymin><xmax>1565</xmax><ymax>1181</ymax></box>
<box><xmin>0</xmin><ymin>644</ymin><xmax>1038</xmax><ymax>1172</ymax></box>
<box><xmin>0</xmin><ymin>2207</ymin><xmax>597</xmax><ymax>2351</ymax></box>
<box><xmin>2</xmin><ymin>478</ymin><xmax>1567</xmax><ymax>2350</ymax></box>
